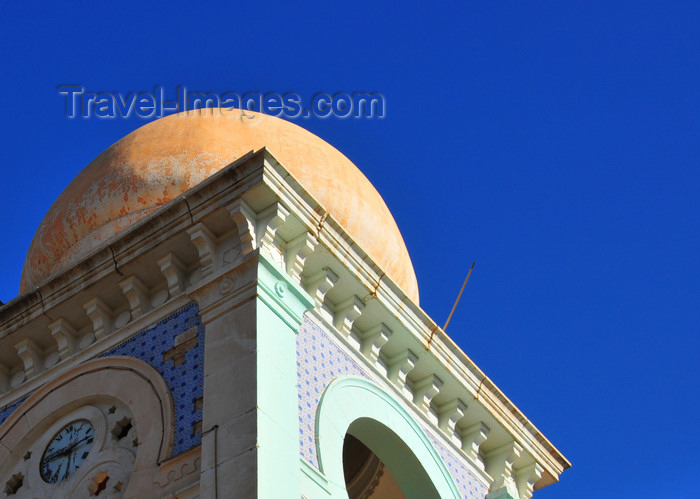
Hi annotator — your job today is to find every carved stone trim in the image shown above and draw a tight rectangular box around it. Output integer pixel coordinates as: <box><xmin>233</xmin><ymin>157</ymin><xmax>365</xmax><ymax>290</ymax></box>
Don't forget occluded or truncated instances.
<box><xmin>48</xmin><ymin>318</ymin><xmax>78</xmax><ymax>361</ymax></box>
<box><xmin>436</xmin><ymin>398</ymin><xmax>467</xmax><ymax>440</ymax></box>
<box><xmin>485</xmin><ymin>441</ymin><xmax>523</xmax><ymax>492</ymax></box>
<box><xmin>410</xmin><ymin>374</ymin><xmax>443</xmax><ymax>416</ymax></box>
<box><xmin>84</xmin><ymin>297</ymin><xmax>113</xmax><ymax>340</ymax></box>
<box><xmin>332</xmin><ymin>295</ymin><xmax>365</xmax><ymax>335</ymax></box>
<box><xmin>383</xmin><ymin>349</ymin><xmax>418</xmax><ymax>396</ymax></box>
<box><xmin>227</xmin><ymin>198</ymin><xmax>256</xmax><ymax>255</ymax></box>
<box><xmin>258</xmin><ymin>201</ymin><xmax>289</xmax><ymax>251</ymax></box>
<box><xmin>119</xmin><ymin>275</ymin><xmax>150</xmax><ymax>319</ymax></box>
<box><xmin>458</xmin><ymin>421</ymin><xmax>490</xmax><ymax>469</ymax></box>
<box><xmin>357</xmin><ymin>323</ymin><xmax>392</xmax><ymax>364</ymax></box>
<box><xmin>283</xmin><ymin>232</ymin><xmax>317</xmax><ymax>279</ymax></box>
<box><xmin>187</xmin><ymin>223</ymin><xmax>217</xmax><ymax>278</ymax></box>
<box><xmin>514</xmin><ymin>461</ymin><xmax>543</xmax><ymax>499</ymax></box>
<box><xmin>158</xmin><ymin>253</ymin><xmax>187</xmax><ymax>298</ymax></box>
<box><xmin>301</xmin><ymin>267</ymin><xmax>338</xmax><ymax>308</ymax></box>
<box><xmin>14</xmin><ymin>339</ymin><xmax>43</xmax><ymax>378</ymax></box>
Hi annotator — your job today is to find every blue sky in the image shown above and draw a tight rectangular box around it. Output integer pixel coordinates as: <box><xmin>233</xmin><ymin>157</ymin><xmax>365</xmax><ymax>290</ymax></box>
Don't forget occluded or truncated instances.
<box><xmin>1</xmin><ymin>2</ymin><xmax>698</xmax><ymax>497</ymax></box>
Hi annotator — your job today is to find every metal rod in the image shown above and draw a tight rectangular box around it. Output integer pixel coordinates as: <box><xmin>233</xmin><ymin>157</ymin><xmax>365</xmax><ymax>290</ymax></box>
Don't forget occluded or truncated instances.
<box><xmin>443</xmin><ymin>262</ymin><xmax>475</xmax><ymax>331</ymax></box>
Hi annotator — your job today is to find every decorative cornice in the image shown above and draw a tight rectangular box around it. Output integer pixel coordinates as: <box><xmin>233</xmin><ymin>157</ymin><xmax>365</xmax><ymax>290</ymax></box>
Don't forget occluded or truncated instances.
<box><xmin>0</xmin><ymin>148</ymin><xmax>569</xmax><ymax>497</ymax></box>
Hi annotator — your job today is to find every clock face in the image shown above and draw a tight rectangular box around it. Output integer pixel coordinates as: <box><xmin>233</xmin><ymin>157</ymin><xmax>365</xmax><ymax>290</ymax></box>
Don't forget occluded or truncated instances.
<box><xmin>40</xmin><ymin>420</ymin><xmax>94</xmax><ymax>483</ymax></box>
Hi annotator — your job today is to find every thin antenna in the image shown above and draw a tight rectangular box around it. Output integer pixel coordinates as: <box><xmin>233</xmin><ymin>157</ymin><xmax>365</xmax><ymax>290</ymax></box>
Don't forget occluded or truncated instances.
<box><xmin>443</xmin><ymin>262</ymin><xmax>475</xmax><ymax>331</ymax></box>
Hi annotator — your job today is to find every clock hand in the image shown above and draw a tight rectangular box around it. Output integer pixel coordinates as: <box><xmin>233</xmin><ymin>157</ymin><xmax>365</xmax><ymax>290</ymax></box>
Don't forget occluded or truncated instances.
<box><xmin>43</xmin><ymin>447</ymin><xmax>69</xmax><ymax>462</ymax></box>
<box><xmin>75</xmin><ymin>435</ymin><xmax>93</xmax><ymax>446</ymax></box>
<box><xmin>58</xmin><ymin>435</ymin><xmax>92</xmax><ymax>456</ymax></box>
<box><xmin>55</xmin><ymin>455</ymin><xmax>67</xmax><ymax>481</ymax></box>
<box><xmin>44</xmin><ymin>436</ymin><xmax>87</xmax><ymax>462</ymax></box>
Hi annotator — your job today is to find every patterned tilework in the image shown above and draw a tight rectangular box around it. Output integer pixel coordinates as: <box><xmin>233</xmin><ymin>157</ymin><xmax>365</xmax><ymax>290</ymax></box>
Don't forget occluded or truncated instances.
<box><xmin>297</xmin><ymin>317</ymin><xmax>371</xmax><ymax>466</ymax></box>
<box><xmin>100</xmin><ymin>303</ymin><xmax>205</xmax><ymax>456</ymax></box>
<box><xmin>427</xmin><ymin>432</ymin><xmax>489</xmax><ymax>498</ymax></box>
<box><xmin>296</xmin><ymin>316</ymin><xmax>489</xmax><ymax>499</ymax></box>
<box><xmin>0</xmin><ymin>396</ymin><xmax>27</xmax><ymax>427</ymax></box>
<box><xmin>0</xmin><ymin>305</ymin><xmax>204</xmax><ymax>458</ymax></box>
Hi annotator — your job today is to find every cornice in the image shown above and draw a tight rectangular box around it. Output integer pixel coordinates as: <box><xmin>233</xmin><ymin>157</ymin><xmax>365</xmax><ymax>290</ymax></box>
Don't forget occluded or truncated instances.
<box><xmin>0</xmin><ymin>148</ymin><xmax>569</xmax><ymax>498</ymax></box>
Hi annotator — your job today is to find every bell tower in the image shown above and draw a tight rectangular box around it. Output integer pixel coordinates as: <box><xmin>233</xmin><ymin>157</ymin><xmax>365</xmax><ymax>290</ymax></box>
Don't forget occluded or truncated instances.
<box><xmin>0</xmin><ymin>110</ymin><xmax>569</xmax><ymax>498</ymax></box>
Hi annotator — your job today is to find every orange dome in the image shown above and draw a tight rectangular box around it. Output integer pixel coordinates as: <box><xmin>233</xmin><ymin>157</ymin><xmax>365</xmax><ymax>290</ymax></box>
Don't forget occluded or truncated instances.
<box><xmin>20</xmin><ymin>110</ymin><xmax>419</xmax><ymax>302</ymax></box>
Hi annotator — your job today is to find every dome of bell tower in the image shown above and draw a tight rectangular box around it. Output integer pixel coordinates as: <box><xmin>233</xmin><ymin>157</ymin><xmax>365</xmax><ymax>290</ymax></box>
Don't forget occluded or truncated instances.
<box><xmin>20</xmin><ymin>110</ymin><xmax>419</xmax><ymax>302</ymax></box>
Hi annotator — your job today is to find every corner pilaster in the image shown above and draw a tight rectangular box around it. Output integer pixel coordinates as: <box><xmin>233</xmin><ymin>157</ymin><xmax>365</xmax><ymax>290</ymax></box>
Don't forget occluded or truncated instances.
<box><xmin>255</xmin><ymin>253</ymin><xmax>313</xmax><ymax>499</ymax></box>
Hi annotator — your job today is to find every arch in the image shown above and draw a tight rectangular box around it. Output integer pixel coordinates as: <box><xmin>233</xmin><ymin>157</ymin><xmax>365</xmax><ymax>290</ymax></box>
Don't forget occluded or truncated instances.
<box><xmin>0</xmin><ymin>356</ymin><xmax>174</xmax><ymax>471</ymax></box>
<box><xmin>316</xmin><ymin>376</ymin><xmax>461</xmax><ymax>499</ymax></box>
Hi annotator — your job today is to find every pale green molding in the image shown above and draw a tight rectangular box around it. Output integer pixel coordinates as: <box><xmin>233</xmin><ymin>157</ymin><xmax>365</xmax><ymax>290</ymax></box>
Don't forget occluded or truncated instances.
<box><xmin>301</xmin><ymin>457</ymin><xmax>331</xmax><ymax>494</ymax></box>
<box><xmin>315</xmin><ymin>376</ymin><xmax>462</xmax><ymax>499</ymax></box>
<box><xmin>256</xmin><ymin>253</ymin><xmax>313</xmax><ymax>498</ymax></box>
<box><xmin>485</xmin><ymin>486</ymin><xmax>519</xmax><ymax>499</ymax></box>
<box><xmin>257</xmin><ymin>253</ymin><xmax>313</xmax><ymax>330</ymax></box>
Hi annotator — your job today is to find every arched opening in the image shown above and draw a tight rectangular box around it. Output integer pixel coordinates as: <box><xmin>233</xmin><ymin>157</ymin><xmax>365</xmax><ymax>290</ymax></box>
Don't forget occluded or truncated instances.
<box><xmin>342</xmin><ymin>418</ymin><xmax>440</xmax><ymax>499</ymax></box>
<box><xmin>316</xmin><ymin>377</ymin><xmax>460</xmax><ymax>499</ymax></box>
<box><xmin>343</xmin><ymin>434</ymin><xmax>404</xmax><ymax>498</ymax></box>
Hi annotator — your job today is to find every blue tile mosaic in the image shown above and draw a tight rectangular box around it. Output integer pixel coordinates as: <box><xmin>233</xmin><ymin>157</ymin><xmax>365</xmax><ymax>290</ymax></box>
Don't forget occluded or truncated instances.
<box><xmin>100</xmin><ymin>303</ymin><xmax>205</xmax><ymax>457</ymax></box>
<box><xmin>296</xmin><ymin>316</ymin><xmax>489</xmax><ymax>498</ymax></box>
<box><xmin>0</xmin><ymin>304</ymin><xmax>204</xmax><ymax>459</ymax></box>
<box><xmin>0</xmin><ymin>396</ymin><xmax>27</xmax><ymax>427</ymax></box>
<box><xmin>296</xmin><ymin>317</ymin><xmax>370</xmax><ymax>467</ymax></box>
